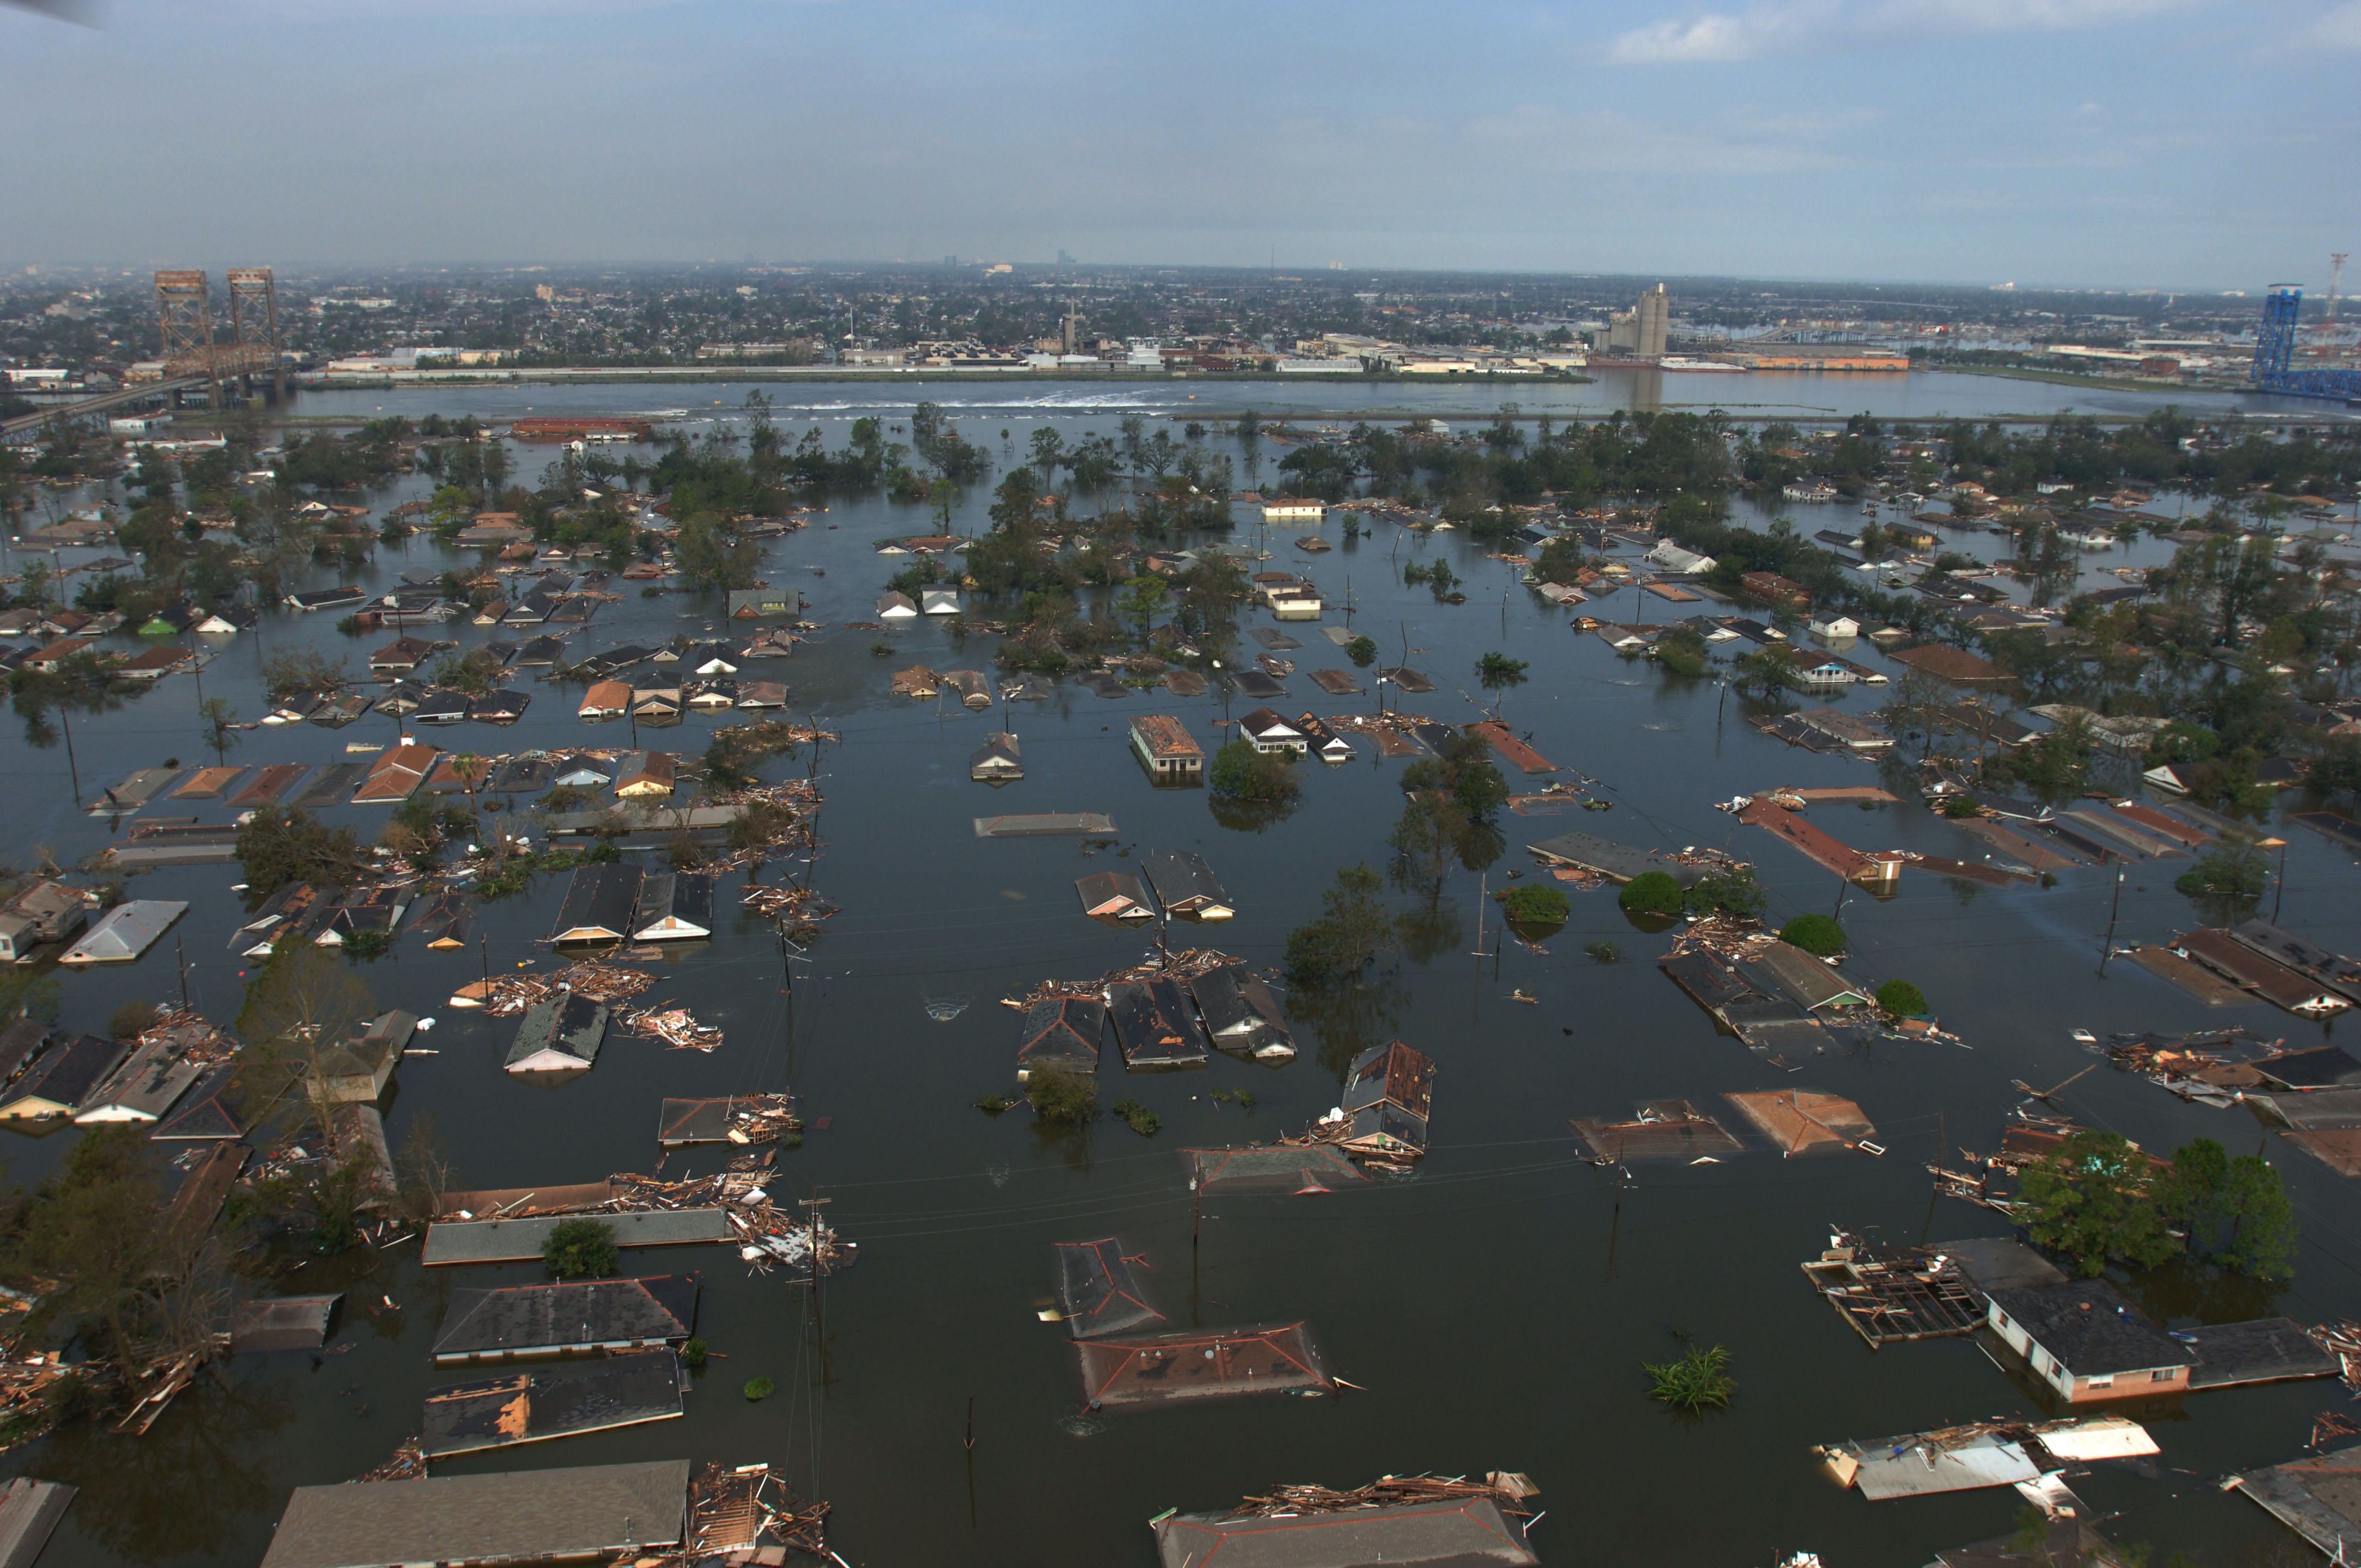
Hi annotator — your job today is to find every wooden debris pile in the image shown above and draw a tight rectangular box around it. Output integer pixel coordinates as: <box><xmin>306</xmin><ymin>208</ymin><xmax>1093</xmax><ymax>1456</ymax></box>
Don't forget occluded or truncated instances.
<box><xmin>1009</xmin><ymin>949</ymin><xmax>1250</xmax><ymax>1011</ymax></box>
<box><xmin>1219</xmin><ymin>1473</ymin><xmax>1539</xmax><ymax>1522</ymax></box>
<box><xmin>482</xmin><ymin>961</ymin><xmax>656</xmax><ymax>1017</ymax></box>
<box><xmin>355</xmin><ymin>1439</ymin><xmax>429</xmax><ymax>1483</ymax></box>
<box><xmin>2311</xmin><ymin>1322</ymin><xmax>2361</xmax><ymax>1391</ymax></box>
<box><xmin>0</xmin><ymin>1353</ymin><xmax>77</xmax><ymax>1455</ymax></box>
<box><xmin>684</xmin><ymin>1462</ymin><xmax>830</xmax><ymax>1559</ymax></box>
<box><xmin>601</xmin><ymin>1170</ymin><xmax>856</xmax><ymax>1280</ymax></box>
<box><xmin>1664</xmin><ymin>915</ymin><xmax>1775</xmax><ymax>962</ymax></box>
<box><xmin>622</xmin><ymin>1005</ymin><xmax>725</xmax><ymax>1052</ymax></box>
<box><xmin>742</xmin><ymin>884</ymin><xmax>838</xmax><ymax>928</ymax></box>
<box><xmin>133</xmin><ymin>1008</ymin><xmax>240</xmax><ymax>1066</ymax></box>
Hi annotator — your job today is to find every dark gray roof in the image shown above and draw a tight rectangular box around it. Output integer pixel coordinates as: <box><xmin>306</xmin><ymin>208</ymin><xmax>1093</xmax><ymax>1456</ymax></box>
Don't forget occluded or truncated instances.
<box><xmin>0</xmin><ymin>1035</ymin><xmax>127</xmax><ymax>1114</ymax></box>
<box><xmin>2185</xmin><ymin>1316</ymin><xmax>2342</xmax><ymax>1388</ymax></box>
<box><xmin>1020</xmin><ymin>997</ymin><xmax>1104</xmax><ymax>1074</ymax></box>
<box><xmin>1530</xmin><ymin>830</ymin><xmax>1706</xmax><ymax>886</ymax></box>
<box><xmin>229</xmin><ymin>1294</ymin><xmax>343</xmax><ymax>1353</ymax></box>
<box><xmin>0</xmin><ymin>1478</ymin><xmax>77</xmax><ymax>1568</ymax></box>
<box><xmin>1155</xmin><ymin>1498</ymin><xmax>1537</xmax><ymax>1568</ymax></box>
<box><xmin>1107</xmin><ymin>978</ymin><xmax>1209</xmax><ymax>1068</ymax></box>
<box><xmin>150</xmin><ymin>1064</ymin><xmax>244</xmax><ymax>1139</ymax></box>
<box><xmin>1987</xmin><ymin>1280</ymin><xmax>2188</xmax><ymax>1377</ymax></box>
<box><xmin>432</xmin><ymin>1275</ymin><xmax>698</xmax><ymax>1360</ymax></box>
<box><xmin>504</xmin><ymin>993</ymin><xmax>609</xmax><ymax>1071</ymax></box>
<box><xmin>551</xmin><ymin>863</ymin><xmax>642</xmax><ymax>943</ymax></box>
<box><xmin>421</xmin><ymin>1351</ymin><xmax>686</xmax><ymax>1457</ymax></box>
<box><xmin>0</xmin><ymin>1020</ymin><xmax>47</xmax><ymax>1083</ymax></box>
<box><xmin>259</xmin><ymin>1459</ymin><xmax>689</xmax><ymax>1568</ymax></box>
<box><xmin>1142</xmin><ymin>850</ymin><xmax>1230</xmax><ymax>912</ymax></box>
<box><xmin>633</xmin><ymin>871</ymin><xmax>712</xmax><ymax>939</ymax></box>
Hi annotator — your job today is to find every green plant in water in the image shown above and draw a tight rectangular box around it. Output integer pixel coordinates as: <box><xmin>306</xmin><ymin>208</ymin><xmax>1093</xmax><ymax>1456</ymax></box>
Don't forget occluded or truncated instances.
<box><xmin>1585</xmin><ymin>940</ymin><xmax>1622</xmax><ymax>963</ymax></box>
<box><xmin>1778</xmin><ymin>914</ymin><xmax>1846</xmax><ymax>956</ymax></box>
<box><xmin>975</xmin><ymin>1092</ymin><xmax>1016</xmax><ymax>1115</ymax></box>
<box><xmin>742</xmin><ymin>1378</ymin><xmax>776</xmax><ymax>1401</ymax></box>
<box><xmin>1111</xmin><ymin>1098</ymin><xmax>1161</xmax><ymax>1136</ymax></box>
<box><xmin>1025</xmin><ymin>1066</ymin><xmax>1097</xmax><ymax>1125</ymax></box>
<box><xmin>1498</xmin><ymin>884</ymin><xmax>1571</xmax><ymax>926</ymax></box>
<box><xmin>1876</xmin><ymin>979</ymin><xmax>1927</xmax><ymax>1016</ymax></box>
<box><xmin>1618</xmin><ymin>871</ymin><xmax>1684</xmax><ymax>917</ymax></box>
<box><xmin>542</xmin><ymin>1217</ymin><xmax>619</xmax><ymax>1280</ymax></box>
<box><xmin>1644</xmin><ymin>1343</ymin><xmax>1735</xmax><ymax>1412</ymax></box>
<box><xmin>681</xmin><ymin>1337</ymin><xmax>708</xmax><ymax>1370</ymax></box>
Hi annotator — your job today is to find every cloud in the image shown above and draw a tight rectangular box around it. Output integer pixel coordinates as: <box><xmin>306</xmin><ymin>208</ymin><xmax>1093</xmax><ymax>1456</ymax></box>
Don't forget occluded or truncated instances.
<box><xmin>1606</xmin><ymin>4</ymin><xmax>1826</xmax><ymax>61</ymax></box>
<box><xmin>2304</xmin><ymin>0</ymin><xmax>2361</xmax><ymax>46</ymax></box>
<box><xmin>1608</xmin><ymin>0</ymin><xmax>2195</xmax><ymax>61</ymax></box>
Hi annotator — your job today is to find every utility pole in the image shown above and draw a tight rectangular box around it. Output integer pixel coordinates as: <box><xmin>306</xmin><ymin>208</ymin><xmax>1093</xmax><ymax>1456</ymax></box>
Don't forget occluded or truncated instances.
<box><xmin>2102</xmin><ymin>865</ymin><xmax>2125</xmax><ymax>959</ymax></box>
<box><xmin>2268</xmin><ymin>836</ymin><xmax>2289</xmax><ymax>923</ymax></box>
<box><xmin>479</xmin><ymin>933</ymin><xmax>491</xmax><ymax>1005</ymax></box>
<box><xmin>176</xmin><ymin>935</ymin><xmax>189</xmax><ymax>1010</ymax></box>
<box><xmin>798</xmin><ymin>1195</ymin><xmax>833</xmax><ymax>1325</ymax></box>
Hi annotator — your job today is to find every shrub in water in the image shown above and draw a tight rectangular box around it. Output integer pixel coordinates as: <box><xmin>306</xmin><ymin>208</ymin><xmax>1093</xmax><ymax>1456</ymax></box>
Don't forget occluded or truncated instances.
<box><xmin>1779</xmin><ymin>914</ymin><xmax>1847</xmax><ymax>956</ymax></box>
<box><xmin>542</xmin><ymin>1217</ymin><xmax>619</xmax><ymax>1281</ymax></box>
<box><xmin>1026</xmin><ymin>1066</ymin><xmax>1097</xmax><ymax>1125</ymax></box>
<box><xmin>1619</xmin><ymin>871</ymin><xmax>1684</xmax><ymax>917</ymax></box>
<box><xmin>1876</xmin><ymin>979</ymin><xmax>1927</xmax><ymax>1017</ymax></box>
<box><xmin>1499</xmin><ymin>885</ymin><xmax>1571</xmax><ymax>927</ymax></box>
<box><xmin>1644</xmin><ymin>1343</ymin><xmax>1735</xmax><ymax>1411</ymax></box>
<box><xmin>742</xmin><ymin>1378</ymin><xmax>775</xmax><ymax>1401</ymax></box>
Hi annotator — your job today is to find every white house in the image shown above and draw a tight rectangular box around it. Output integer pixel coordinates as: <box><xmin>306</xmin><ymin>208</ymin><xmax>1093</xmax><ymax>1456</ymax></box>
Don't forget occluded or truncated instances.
<box><xmin>877</xmin><ymin>591</ymin><xmax>919</xmax><ymax>620</ymax></box>
<box><xmin>1985</xmin><ymin>1281</ymin><xmax>2189</xmax><ymax>1404</ymax></box>
<box><xmin>1646</xmin><ymin>540</ymin><xmax>1717</xmax><ymax>575</ymax></box>
<box><xmin>1809</xmin><ymin>614</ymin><xmax>1862</xmax><ymax>640</ymax></box>
<box><xmin>1237</xmin><ymin>707</ymin><xmax>1307</xmax><ymax>755</ymax></box>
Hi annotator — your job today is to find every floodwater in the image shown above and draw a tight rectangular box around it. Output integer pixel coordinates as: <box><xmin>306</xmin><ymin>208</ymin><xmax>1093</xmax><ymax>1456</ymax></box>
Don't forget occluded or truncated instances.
<box><xmin>3</xmin><ymin>382</ymin><xmax>2358</xmax><ymax>1568</ymax></box>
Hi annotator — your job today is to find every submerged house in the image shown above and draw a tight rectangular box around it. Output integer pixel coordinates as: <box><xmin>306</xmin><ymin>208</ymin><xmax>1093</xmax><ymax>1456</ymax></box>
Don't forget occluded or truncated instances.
<box><xmin>1018</xmin><ymin>996</ymin><xmax>1105</xmax><ymax>1079</ymax></box>
<box><xmin>970</xmin><ymin>732</ymin><xmax>1024</xmax><ymax>782</ymax></box>
<box><xmin>1076</xmin><ymin>872</ymin><xmax>1155</xmax><ymax>924</ymax></box>
<box><xmin>1142</xmin><ymin>850</ymin><xmax>1233</xmax><ymax>921</ymax></box>
<box><xmin>0</xmin><ymin>881</ymin><xmax>89</xmax><ymax>962</ymax></box>
<box><xmin>551</xmin><ymin>865</ymin><xmax>643</xmax><ymax>947</ymax></box>
<box><xmin>57</xmin><ymin>900</ymin><xmax>186</xmax><ymax>966</ymax></box>
<box><xmin>632</xmin><ymin>872</ymin><xmax>713</xmax><ymax>943</ymax></box>
<box><xmin>1338</xmin><ymin>1041</ymin><xmax>1435</xmax><ymax>1159</ymax></box>
<box><xmin>0</xmin><ymin>1035</ymin><xmax>129</xmax><ymax>1120</ymax></box>
<box><xmin>1748</xmin><ymin>941</ymin><xmax>1876</xmax><ymax>1012</ymax></box>
<box><xmin>311</xmin><ymin>1011</ymin><xmax>417</xmax><ymax>1104</ymax></box>
<box><xmin>1237</xmin><ymin>707</ymin><xmax>1307</xmax><ymax>756</ymax></box>
<box><xmin>613</xmin><ymin>752</ymin><xmax>676</xmax><ymax>798</ymax></box>
<box><xmin>504</xmin><ymin>994</ymin><xmax>610</xmax><ymax>1075</ymax></box>
<box><xmin>431</xmin><ymin>1275</ymin><xmax>700</xmax><ymax>1364</ymax></box>
<box><xmin>1129</xmin><ymin>715</ymin><xmax>1204</xmax><ymax>785</ymax></box>
<box><xmin>1986</xmin><ymin>1280</ymin><xmax>2191</xmax><ymax>1404</ymax></box>
<box><xmin>1107</xmin><ymin>978</ymin><xmax>1210</xmax><ymax>1069</ymax></box>
<box><xmin>1187</xmin><ymin>965</ymin><xmax>1296</xmax><ymax>1062</ymax></box>
<box><xmin>73</xmin><ymin>1036</ymin><xmax>206</xmax><ymax>1124</ymax></box>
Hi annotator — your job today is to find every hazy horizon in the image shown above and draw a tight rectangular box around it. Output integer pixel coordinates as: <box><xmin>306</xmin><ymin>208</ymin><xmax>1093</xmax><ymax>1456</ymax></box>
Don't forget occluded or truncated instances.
<box><xmin>3</xmin><ymin>0</ymin><xmax>2354</xmax><ymax>296</ymax></box>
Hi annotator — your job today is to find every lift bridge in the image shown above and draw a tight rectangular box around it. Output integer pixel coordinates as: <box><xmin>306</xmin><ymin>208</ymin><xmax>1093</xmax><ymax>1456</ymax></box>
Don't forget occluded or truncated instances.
<box><xmin>2</xmin><ymin>266</ymin><xmax>286</xmax><ymax>444</ymax></box>
<box><xmin>2250</xmin><ymin>284</ymin><xmax>2361</xmax><ymax>402</ymax></box>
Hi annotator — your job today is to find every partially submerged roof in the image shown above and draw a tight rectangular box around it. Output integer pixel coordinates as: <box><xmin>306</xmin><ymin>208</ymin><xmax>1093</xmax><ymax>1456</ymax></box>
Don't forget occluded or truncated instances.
<box><xmin>1108</xmin><ymin>978</ymin><xmax>1210</xmax><ymax>1069</ymax></box>
<box><xmin>0</xmin><ymin>1478</ymin><xmax>76</xmax><ymax>1568</ymax></box>
<box><xmin>633</xmin><ymin>871</ymin><xmax>713</xmax><ymax>941</ymax></box>
<box><xmin>1076</xmin><ymin>872</ymin><xmax>1154</xmax><ymax>924</ymax></box>
<box><xmin>504</xmin><ymin>993</ymin><xmax>610</xmax><ymax>1073</ymax></box>
<box><xmin>1985</xmin><ymin>1280</ymin><xmax>2189</xmax><ymax>1377</ymax></box>
<box><xmin>57</xmin><ymin>900</ymin><xmax>187</xmax><ymax>965</ymax></box>
<box><xmin>1143</xmin><ymin>850</ymin><xmax>1233</xmax><ymax>917</ymax></box>
<box><xmin>423</xmin><ymin>1209</ymin><xmax>732</xmax><ymax>1265</ymax></box>
<box><xmin>1188</xmin><ymin>965</ymin><xmax>1295</xmax><ymax>1061</ymax></box>
<box><xmin>0</xmin><ymin>1035</ymin><xmax>128</xmax><ymax>1118</ymax></box>
<box><xmin>551</xmin><ymin>863</ymin><xmax>643</xmax><ymax>945</ymax></box>
<box><xmin>1570</xmin><ymin>1099</ymin><xmax>1744</xmax><ymax>1162</ymax></box>
<box><xmin>432</xmin><ymin>1275</ymin><xmax>700</xmax><ymax>1361</ymax></box>
<box><xmin>1019</xmin><ymin>997</ymin><xmax>1104</xmax><ymax>1075</ymax></box>
<box><xmin>1075</xmin><ymin>1321</ymin><xmax>1332</xmax><ymax>1409</ymax></box>
<box><xmin>2232</xmin><ymin>1441</ymin><xmax>2361</xmax><ymax>1561</ymax></box>
<box><xmin>422</xmin><ymin>1350</ymin><xmax>687</xmax><ymax>1457</ymax></box>
<box><xmin>1052</xmin><ymin>1238</ymin><xmax>1163</xmax><ymax>1339</ymax></box>
<box><xmin>1155</xmin><ymin>1498</ymin><xmax>1536</xmax><ymax>1568</ymax></box>
<box><xmin>259</xmin><ymin>1459</ymin><xmax>690</xmax><ymax>1568</ymax></box>
<box><xmin>1724</xmin><ymin>1089</ymin><xmax>1877</xmax><ymax>1155</ymax></box>
<box><xmin>1180</xmin><ymin>1144</ymin><xmax>1368</xmax><ymax>1196</ymax></box>
<box><xmin>229</xmin><ymin>1293</ymin><xmax>344</xmax><ymax>1353</ymax></box>
<box><xmin>1748</xmin><ymin>941</ymin><xmax>1875</xmax><ymax>1011</ymax></box>
<box><xmin>1528</xmin><ymin>831</ymin><xmax>1705</xmax><ymax>886</ymax></box>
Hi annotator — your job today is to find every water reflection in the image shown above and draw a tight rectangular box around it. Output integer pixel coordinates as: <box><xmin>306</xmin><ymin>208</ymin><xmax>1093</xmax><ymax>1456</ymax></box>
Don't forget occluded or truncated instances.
<box><xmin>40</xmin><ymin>1369</ymin><xmax>293</xmax><ymax>1563</ymax></box>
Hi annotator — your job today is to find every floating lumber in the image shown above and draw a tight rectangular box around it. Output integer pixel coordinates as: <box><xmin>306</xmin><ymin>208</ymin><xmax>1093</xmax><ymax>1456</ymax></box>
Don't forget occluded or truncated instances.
<box><xmin>1800</xmin><ymin>1231</ymin><xmax>1984</xmax><ymax>1346</ymax></box>
<box><xmin>422</xmin><ymin>1209</ymin><xmax>732</xmax><ymax>1266</ymax></box>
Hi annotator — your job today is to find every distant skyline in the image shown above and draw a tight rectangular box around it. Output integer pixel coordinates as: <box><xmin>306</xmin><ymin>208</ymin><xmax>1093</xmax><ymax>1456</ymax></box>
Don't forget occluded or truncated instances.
<box><xmin>3</xmin><ymin>0</ymin><xmax>2354</xmax><ymax>295</ymax></box>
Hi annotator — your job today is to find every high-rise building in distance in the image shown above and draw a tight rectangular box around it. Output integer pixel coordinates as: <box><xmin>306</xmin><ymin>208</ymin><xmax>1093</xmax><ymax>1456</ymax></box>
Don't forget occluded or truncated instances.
<box><xmin>1605</xmin><ymin>284</ymin><xmax>1670</xmax><ymax>360</ymax></box>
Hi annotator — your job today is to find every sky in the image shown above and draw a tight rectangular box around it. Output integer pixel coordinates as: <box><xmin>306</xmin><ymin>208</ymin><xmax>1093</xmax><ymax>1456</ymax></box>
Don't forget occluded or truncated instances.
<box><xmin>1</xmin><ymin>0</ymin><xmax>2355</xmax><ymax>291</ymax></box>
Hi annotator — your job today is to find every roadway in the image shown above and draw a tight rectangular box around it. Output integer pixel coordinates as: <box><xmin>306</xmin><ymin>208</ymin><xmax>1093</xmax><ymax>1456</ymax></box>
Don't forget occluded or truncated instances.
<box><xmin>1</xmin><ymin>375</ymin><xmax>208</xmax><ymax>442</ymax></box>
